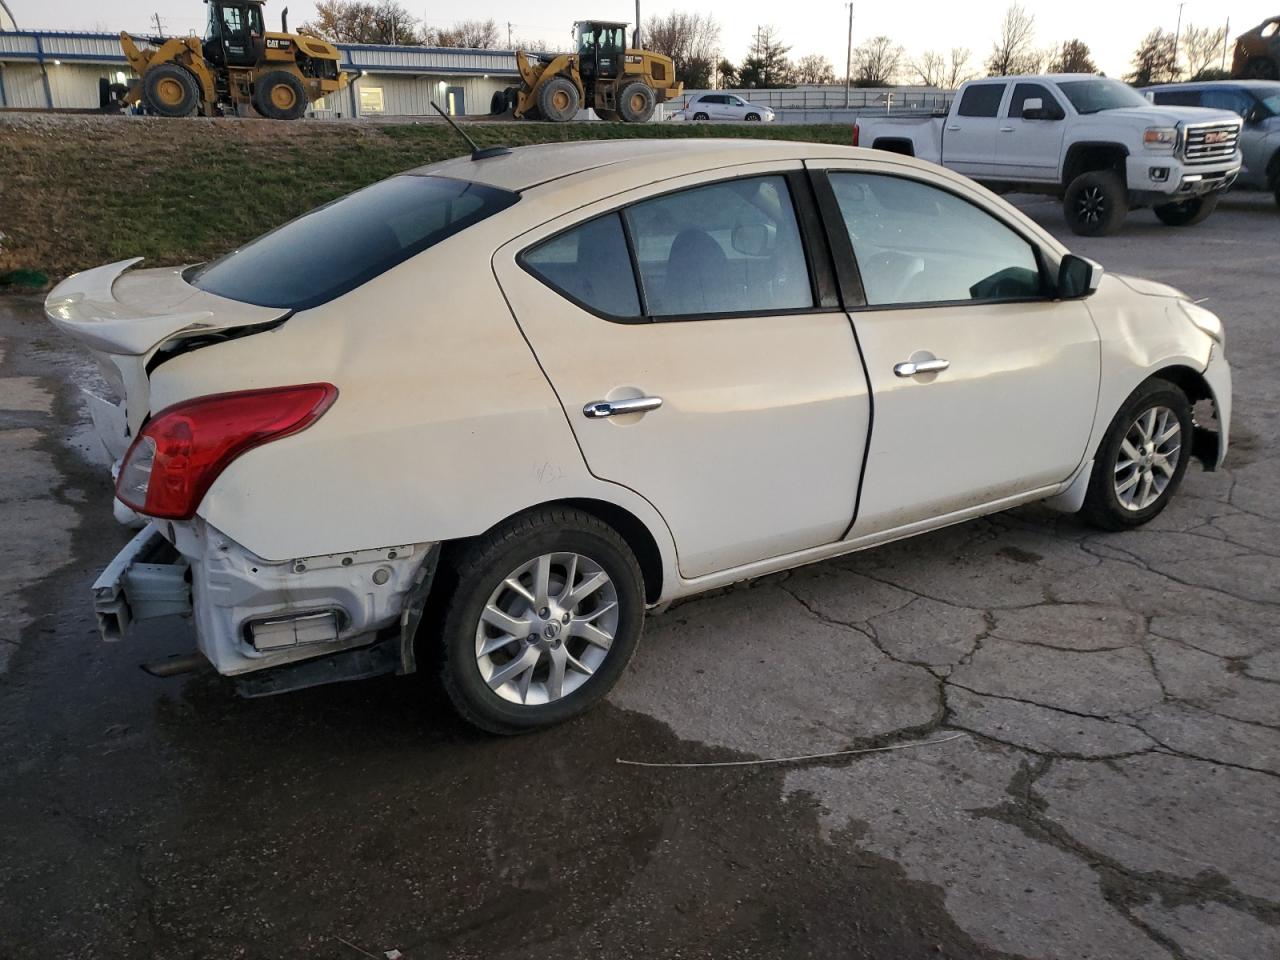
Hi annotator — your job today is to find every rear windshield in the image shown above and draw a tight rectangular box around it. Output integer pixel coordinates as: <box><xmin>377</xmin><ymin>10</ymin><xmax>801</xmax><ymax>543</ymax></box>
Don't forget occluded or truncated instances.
<box><xmin>189</xmin><ymin>174</ymin><xmax>519</xmax><ymax>310</ymax></box>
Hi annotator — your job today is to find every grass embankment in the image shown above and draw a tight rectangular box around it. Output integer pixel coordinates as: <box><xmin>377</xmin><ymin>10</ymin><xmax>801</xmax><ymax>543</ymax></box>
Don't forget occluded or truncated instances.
<box><xmin>0</xmin><ymin>116</ymin><xmax>854</xmax><ymax>286</ymax></box>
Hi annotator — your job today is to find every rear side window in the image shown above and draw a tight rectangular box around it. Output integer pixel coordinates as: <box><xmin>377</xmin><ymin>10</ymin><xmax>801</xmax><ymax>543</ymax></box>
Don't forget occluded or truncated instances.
<box><xmin>522</xmin><ymin>213</ymin><xmax>641</xmax><ymax>318</ymax></box>
<box><xmin>189</xmin><ymin>175</ymin><xmax>519</xmax><ymax>310</ymax></box>
<box><xmin>625</xmin><ymin>175</ymin><xmax>813</xmax><ymax>317</ymax></box>
<box><xmin>957</xmin><ymin>84</ymin><xmax>1004</xmax><ymax>117</ymax></box>
<box><xmin>1151</xmin><ymin>89</ymin><xmax>1202</xmax><ymax>107</ymax></box>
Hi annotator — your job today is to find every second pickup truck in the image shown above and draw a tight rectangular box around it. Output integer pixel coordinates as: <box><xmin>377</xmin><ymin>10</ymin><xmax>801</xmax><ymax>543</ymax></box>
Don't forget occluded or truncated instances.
<box><xmin>854</xmin><ymin>74</ymin><xmax>1243</xmax><ymax>235</ymax></box>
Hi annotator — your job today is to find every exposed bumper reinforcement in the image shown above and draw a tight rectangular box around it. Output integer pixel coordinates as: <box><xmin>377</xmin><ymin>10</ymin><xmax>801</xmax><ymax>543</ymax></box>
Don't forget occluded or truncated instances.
<box><xmin>92</xmin><ymin>522</ymin><xmax>192</xmax><ymax>641</ymax></box>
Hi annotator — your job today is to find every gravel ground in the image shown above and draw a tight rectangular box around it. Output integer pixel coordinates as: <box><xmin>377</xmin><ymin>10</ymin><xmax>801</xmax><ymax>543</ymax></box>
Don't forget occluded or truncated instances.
<box><xmin>0</xmin><ymin>189</ymin><xmax>1276</xmax><ymax>960</ymax></box>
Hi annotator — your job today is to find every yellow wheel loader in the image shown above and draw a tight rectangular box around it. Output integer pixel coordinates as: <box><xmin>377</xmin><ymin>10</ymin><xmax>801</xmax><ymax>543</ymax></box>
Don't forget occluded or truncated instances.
<box><xmin>506</xmin><ymin>21</ymin><xmax>681</xmax><ymax>122</ymax></box>
<box><xmin>117</xmin><ymin>0</ymin><xmax>350</xmax><ymax>120</ymax></box>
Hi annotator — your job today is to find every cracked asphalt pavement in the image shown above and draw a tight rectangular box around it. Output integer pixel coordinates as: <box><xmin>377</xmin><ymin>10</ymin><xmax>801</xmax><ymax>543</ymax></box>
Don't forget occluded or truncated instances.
<box><xmin>1</xmin><ymin>193</ymin><xmax>1278</xmax><ymax>960</ymax></box>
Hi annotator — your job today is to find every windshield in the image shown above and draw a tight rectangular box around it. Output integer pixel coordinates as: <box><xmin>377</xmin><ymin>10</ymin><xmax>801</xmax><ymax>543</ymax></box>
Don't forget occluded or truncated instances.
<box><xmin>189</xmin><ymin>175</ymin><xmax>519</xmax><ymax>310</ymax></box>
<box><xmin>1057</xmin><ymin>78</ymin><xmax>1151</xmax><ymax>114</ymax></box>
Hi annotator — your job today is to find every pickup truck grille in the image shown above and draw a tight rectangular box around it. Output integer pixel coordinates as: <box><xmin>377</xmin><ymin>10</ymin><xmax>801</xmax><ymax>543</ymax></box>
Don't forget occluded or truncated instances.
<box><xmin>1181</xmin><ymin>122</ymin><xmax>1241</xmax><ymax>164</ymax></box>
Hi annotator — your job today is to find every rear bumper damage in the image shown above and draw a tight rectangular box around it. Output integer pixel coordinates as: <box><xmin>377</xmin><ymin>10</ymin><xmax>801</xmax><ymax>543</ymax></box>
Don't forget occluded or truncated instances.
<box><xmin>93</xmin><ymin>519</ymin><xmax>438</xmax><ymax>694</ymax></box>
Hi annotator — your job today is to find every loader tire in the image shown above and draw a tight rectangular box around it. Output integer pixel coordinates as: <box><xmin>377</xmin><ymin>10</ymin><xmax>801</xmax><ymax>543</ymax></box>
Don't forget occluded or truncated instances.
<box><xmin>537</xmin><ymin>77</ymin><xmax>580</xmax><ymax>122</ymax></box>
<box><xmin>253</xmin><ymin>71</ymin><xmax>308</xmax><ymax>120</ymax></box>
<box><xmin>141</xmin><ymin>64</ymin><xmax>199</xmax><ymax>117</ymax></box>
<box><xmin>618</xmin><ymin>81</ymin><xmax>656</xmax><ymax>123</ymax></box>
<box><xmin>490</xmin><ymin>90</ymin><xmax>505</xmax><ymax>114</ymax></box>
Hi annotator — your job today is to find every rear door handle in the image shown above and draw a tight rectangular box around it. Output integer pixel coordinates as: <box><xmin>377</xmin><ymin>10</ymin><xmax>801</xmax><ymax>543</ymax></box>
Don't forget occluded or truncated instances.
<box><xmin>946</xmin><ymin>124</ymin><xmax>961</xmax><ymax>131</ymax></box>
<box><xmin>894</xmin><ymin>358</ymin><xmax>950</xmax><ymax>377</ymax></box>
<box><xmin>999</xmin><ymin>126</ymin><xmax>1014</xmax><ymax>132</ymax></box>
<box><xmin>583</xmin><ymin>395</ymin><xmax>663</xmax><ymax>418</ymax></box>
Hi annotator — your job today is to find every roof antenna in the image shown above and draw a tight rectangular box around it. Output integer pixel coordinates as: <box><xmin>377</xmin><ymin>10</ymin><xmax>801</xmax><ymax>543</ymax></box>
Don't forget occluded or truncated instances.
<box><xmin>430</xmin><ymin>101</ymin><xmax>511</xmax><ymax>161</ymax></box>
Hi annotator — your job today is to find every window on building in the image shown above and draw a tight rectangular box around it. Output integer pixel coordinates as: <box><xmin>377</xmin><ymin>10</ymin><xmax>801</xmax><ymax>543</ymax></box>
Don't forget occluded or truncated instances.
<box><xmin>360</xmin><ymin>86</ymin><xmax>385</xmax><ymax>114</ymax></box>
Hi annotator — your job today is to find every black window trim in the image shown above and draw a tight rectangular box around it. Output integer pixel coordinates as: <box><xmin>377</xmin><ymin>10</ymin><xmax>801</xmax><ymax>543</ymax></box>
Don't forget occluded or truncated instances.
<box><xmin>516</xmin><ymin>169</ymin><xmax>842</xmax><ymax>325</ymax></box>
<box><xmin>811</xmin><ymin>167</ymin><xmax>1059</xmax><ymax>313</ymax></box>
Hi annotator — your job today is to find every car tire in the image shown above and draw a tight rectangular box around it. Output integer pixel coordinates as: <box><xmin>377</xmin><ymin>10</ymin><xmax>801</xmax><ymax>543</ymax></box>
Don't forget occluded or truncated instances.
<box><xmin>1064</xmin><ymin>170</ymin><xmax>1128</xmax><ymax>236</ymax></box>
<box><xmin>1243</xmin><ymin>56</ymin><xmax>1279</xmax><ymax>80</ymax></box>
<box><xmin>1079</xmin><ymin>378</ymin><xmax>1194</xmax><ymax>531</ymax></box>
<box><xmin>745</xmin><ymin>112</ymin><xmax>761</xmax><ymax>121</ymax></box>
<box><xmin>141</xmin><ymin>63</ymin><xmax>200</xmax><ymax>117</ymax></box>
<box><xmin>253</xmin><ymin>71</ymin><xmax>308</xmax><ymax>120</ymax></box>
<box><xmin>537</xmin><ymin>76</ymin><xmax>580</xmax><ymax>122</ymax></box>
<box><xmin>692</xmin><ymin>111</ymin><xmax>709</xmax><ymax>121</ymax></box>
<box><xmin>1153</xmin><ymin>194</ymin><xmax>1219</xmax><ymax>226</ymax></box>
<box><xmin>618</xmin><ymin>81</ymin><xmax>656</xmax><ymax>123</ymax></box>
<box><xmin>436</xmin><ymin>507</ymin><xmax>645</xmax><ymax>735</ymax></box>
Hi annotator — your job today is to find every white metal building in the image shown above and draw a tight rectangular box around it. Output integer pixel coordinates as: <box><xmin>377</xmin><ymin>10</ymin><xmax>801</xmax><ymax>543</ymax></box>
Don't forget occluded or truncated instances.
<box><xmin>0</xmin><ymin>28</ymin><xmax>519</xmax><ymax>116</ymax></box>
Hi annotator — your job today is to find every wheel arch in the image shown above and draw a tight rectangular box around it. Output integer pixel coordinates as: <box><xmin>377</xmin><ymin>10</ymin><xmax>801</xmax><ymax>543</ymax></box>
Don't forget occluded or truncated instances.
<box><xmin>871</xmin><ymin>137</ymin><xmax>916</xmax><ymax>157</ymax></box>
<box><xmin>1063</xmin><ymin>141</ymin><xmax>1129</xmax><ymax>188</ymax></box>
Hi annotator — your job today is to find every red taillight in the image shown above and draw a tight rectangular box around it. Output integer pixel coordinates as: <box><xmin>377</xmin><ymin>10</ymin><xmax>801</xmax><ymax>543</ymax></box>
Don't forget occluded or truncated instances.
<box><xmin>116</xmin><ymin>383</ymin><xmax>337</xmax><ymax>520</ymax></box>
<box><xmin>851</xmin><ymin>123</ymin><xmax>860</xmax><ymax>147</ymax></box>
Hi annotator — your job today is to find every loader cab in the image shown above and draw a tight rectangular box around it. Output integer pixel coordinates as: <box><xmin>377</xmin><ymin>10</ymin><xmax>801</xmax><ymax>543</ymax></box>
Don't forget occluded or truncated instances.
<box><xmin>575</xmin><ymin>20</ymin><xmax>627</xmax><ymax>82</ymax></box>
<box><xmin>204</xmin><ymin>0</ymin><xmax>266</xmax><ymax>68</ymax></box>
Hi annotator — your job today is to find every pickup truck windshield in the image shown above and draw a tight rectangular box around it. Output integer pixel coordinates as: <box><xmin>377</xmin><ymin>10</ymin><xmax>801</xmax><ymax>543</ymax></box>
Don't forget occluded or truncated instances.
<box><xmin>189</xmin><ymin>175</ymin><xmax>519</xmax><ymax>310</ymax></box>
<box><xmin>1057</xmin><ymin>78</ymin><xmax>1151</xmax><ymax>114</ymax></box>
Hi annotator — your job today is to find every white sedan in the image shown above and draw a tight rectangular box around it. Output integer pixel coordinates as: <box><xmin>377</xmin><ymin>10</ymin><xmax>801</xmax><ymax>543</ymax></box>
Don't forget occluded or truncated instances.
<box><xmin>47</xmin><ymin>139</ymin><xmax>1231</xmax><ymax>733</ymax></box>
<box><xmin>681</xmin><ymin>92</ymin><xmax>775</xmax><ymax>122</ymax></box>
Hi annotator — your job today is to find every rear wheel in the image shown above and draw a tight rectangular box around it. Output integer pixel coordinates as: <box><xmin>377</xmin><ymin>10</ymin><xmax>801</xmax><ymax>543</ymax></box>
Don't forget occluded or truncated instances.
<box><xmin>537</xmin><ymin>76</ymin><xmax>580</xmax><ymax>122</ymax></box>
<box><xmin>253</xmin><ymin>71</ymin><xmax>308</xmax><ymax>120</ymax></box>
<box><xmin>1153</xmin><ymin>194</ymin><xmax>1219</xmax><ymax>226</ymax></box>
<box><xmin>436</xmin><ymin>508</ymin><xmax>645</xmax><ymax>734</ymax></box>
<box><xmin>141</xmin><ymin>63</ymin><xmax>199</xmax><ymax>117</ymax></box>
<box><xmin>618</xmin><ymin>81</ymin><xmax>656</xmax><ymax>123</ymax></box>
<box><xmin>692</xmin><ymin>111</ymin><xmax>709</xmax><ymax>121</ymax></box>
<box><xmin>1064</xmin><ymin>170</ymin><xmax>1128</xmax><ymax>236</ymax></box>
<box><xmin>489</xmin><ymin>90</ymin><xmax>506</xmax><ymax>114</ymax></box>
<box><xmin>1080</xmin><ymin>379</ymin><xmax>1193</xmax><ymax>531</ymax></box>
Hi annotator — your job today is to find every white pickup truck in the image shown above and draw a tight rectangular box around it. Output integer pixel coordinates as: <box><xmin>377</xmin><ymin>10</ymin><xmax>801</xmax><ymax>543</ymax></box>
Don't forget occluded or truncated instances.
<box><xmin>854</xmin><ymin>74</ymin><xmax>1243</xmax><ymax>235</ymax></box>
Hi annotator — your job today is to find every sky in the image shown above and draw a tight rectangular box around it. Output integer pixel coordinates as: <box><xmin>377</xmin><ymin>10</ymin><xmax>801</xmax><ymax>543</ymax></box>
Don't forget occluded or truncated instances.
<box><xmin>12</xmin><ymin>0</ymin><xmax>1279</xmax><ymax>80</ymax></box>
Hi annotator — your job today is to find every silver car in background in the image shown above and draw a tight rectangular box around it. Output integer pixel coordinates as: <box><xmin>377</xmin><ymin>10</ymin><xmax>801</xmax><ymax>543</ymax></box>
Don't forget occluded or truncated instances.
<box><xmin>1146</xmin><ymin>80</ymin><xmax>1280</xmax><ymax>207</ymax></box>
<box><xmin>681</xmin><ymin>92</ymin><xmax>776</xmax><ymax>122</ymax></box>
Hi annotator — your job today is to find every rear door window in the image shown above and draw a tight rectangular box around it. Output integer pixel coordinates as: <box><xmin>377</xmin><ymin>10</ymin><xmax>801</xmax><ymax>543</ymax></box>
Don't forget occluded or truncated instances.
<box><xmin>623</xmin><ymin>175</ymin><xmax>814</xmax><ymax>317</ymax></box>
<box><xmin>957</xmin><ymin>84</ymin><xmax>1005</xmax><ymax>117</ymax></box>
<box><xmin>189</xmin><ymin>175</ymin><xmax>518</xmax><ymax>310</ymax></box>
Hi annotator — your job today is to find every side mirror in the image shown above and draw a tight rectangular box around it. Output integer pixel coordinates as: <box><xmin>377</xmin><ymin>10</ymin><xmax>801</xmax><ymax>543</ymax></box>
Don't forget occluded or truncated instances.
<box><xmin>1246</xmin><ymin>104</ymin><xmax>1268</xmax><ymax>125</ymax></box>
<box><xmin>1058</xmin><ymin>254</ymin><xmax>1103</xmax><ymax>299</ymax></box>
<box><xmin>732</xmin><ymin>222</ymin><xmax>777</xmax><ymax>257</ymax></box>
<box><xmin>1021</xmin><ymin>97</ymin><xmax>1044</xmax><ymax>119</ymax></box>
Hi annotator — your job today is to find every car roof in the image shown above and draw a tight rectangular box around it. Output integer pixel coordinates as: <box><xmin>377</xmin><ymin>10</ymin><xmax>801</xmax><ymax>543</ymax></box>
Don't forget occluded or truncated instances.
<box><xmin>415</xmin><ymin>138</ymin><xmax>860</xmax><ymax>192</ymax></box>
<box><xmin>966</xmin><ymin>74</ymin><xmax>1104</xmax><ymax>84</ymax></box>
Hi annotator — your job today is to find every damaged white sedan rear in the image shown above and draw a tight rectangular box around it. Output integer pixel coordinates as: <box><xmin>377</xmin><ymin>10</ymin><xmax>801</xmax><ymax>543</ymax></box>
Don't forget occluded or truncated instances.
<box><xmin>48</xmin><ymin>139</ymin><xmax>1231</xmax><ymax>733</ymax></box>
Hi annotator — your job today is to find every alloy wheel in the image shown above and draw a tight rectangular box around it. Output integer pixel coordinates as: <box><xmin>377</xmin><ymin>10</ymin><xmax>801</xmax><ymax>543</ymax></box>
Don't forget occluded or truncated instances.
<box><xmin>1077</xmin><ymin>186</ymin><xmax>1106</xmax><ymax>224</ymax></box>
<box><xmin>1114</xmin><ymin>405</ymin><xmax>1182</xmax><ymax>511</ymax></box>
<box><xmin>475</xmin><ymin>552</ymin><xmax>619</xmax><ymax>706</ymax></box>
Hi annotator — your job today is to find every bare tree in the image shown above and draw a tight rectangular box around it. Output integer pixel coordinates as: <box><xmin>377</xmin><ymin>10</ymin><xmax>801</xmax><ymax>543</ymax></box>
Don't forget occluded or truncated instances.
<box><xmin>795</xmin><ymin>53</ymin><xmax>836</xmax><ymax>85</ymax></box>
<box><xmin>644</xmin><ymin>12</ymin><xmax>721</xmax><ymax>88</ymax></box>
<box><xmin>1127</xmin><ymin>28</ymin><xmax>1180</xmax><ymax>85</ymax></box>
<box><xmin>913</xmin><ymin>50</ymin><xmax>946</xmax><ymax>86</ymax></box>
<box><xmin>854</xmin><ymin>36</ymin><xmax>905</xmax><ymax>85</ymax></box>
<box><xmin>986</xmin><ymin>3</ymin><xmax>1038</xmax><ymax>75</ymax></box>
<box><xmin>944</xmin><ymin>48</ymin><xmax>973</xmax><ymax>88</ymax></box>
<box><xmin>302</xmin><ymin>0</ymin><xmax>424</xmax><ymax>45</ymax></box>
<box><xmin>431</xmin><ymin>18</ymin><xmax>500</xmax><ymax>48</ymax></box>
<box><xmin>1182</xmin><ymin>24</ymin><xmax>1228</xmax><ymax>79</ymax></box>
<box><xmin>1047</xmin><ymin>38</ymin><xmax>1098</xmax><ymax>73</ymax></box>
<box><xmin>511</xmin><ymin>36</ymin><xmax>552</xmax><ymax>53</ymax></box>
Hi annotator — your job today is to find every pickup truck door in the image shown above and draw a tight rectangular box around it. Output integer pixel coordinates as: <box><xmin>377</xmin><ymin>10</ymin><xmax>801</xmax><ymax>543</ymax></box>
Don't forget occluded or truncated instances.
<box><xmin>810</xmin><ymin>162</ymin><xmax>1100</xmax><ymax>535</ymax></box>
<box><xmin>942</xmin><ymin>82</ymin><xmax>1007</xmax><ymax>176</ymax></box>
<box><xmin>495</xmin><ymin>163</ymin><xmax>870</xmax><ymax>579</ymax></box>
<box><xmin>991</xmin><ymin>82</ymin><xmax>1069</xmax><ymax>180</ymax></box>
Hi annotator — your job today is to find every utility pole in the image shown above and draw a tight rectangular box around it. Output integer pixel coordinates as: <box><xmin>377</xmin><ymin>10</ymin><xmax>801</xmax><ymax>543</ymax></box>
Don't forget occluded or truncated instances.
<box><xmin>1172</xmin><ymin>1</ymin><xmax>1186</xmax><ymax>75</ymax></box>
<box><xmin>507</xmin><ymin>21</ymin><xmax>512</xmax><ymax>48</ymax></box>
<box><xmin>150</xmin><ymin>12</ymin><xmax>164</xmax><ymax>37</ymax></box>
<box><xmin>844</xmin><ymin>3</ymin><xmax>853</xmax><ymax>108</ymax></box>
<box><xmin>1221</xmin><ymin>16</ymin><xmax>1230</xmax><ymax>71</ymax></box>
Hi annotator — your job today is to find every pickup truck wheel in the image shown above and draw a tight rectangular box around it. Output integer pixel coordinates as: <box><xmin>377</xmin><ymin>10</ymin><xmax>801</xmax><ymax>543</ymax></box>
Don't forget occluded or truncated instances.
<box><xmin>1153</xmin><ymin>194</ymin><xmax>1219</xmax><ymax>226</ymax></box>
<box><xmin>437</xmin><ymin>508</ymin><xmax>645</xmax><ymax>734</ymax></box>
<box><xmin>1064</xmin><ymin>170</ymin><xmax>1128</xmax><ymax>236</ymax></box>
<box><xmin>1079</xmin><ymin>379</ymin><xmax>1193</xmax><ymax>531</ymax></box>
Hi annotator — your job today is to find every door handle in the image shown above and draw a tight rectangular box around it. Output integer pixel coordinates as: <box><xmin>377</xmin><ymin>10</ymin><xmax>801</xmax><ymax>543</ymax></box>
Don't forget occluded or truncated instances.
<box><xmin>583</xmin><ymin>395</ymin><xmax>663</xmax><ymax>418</ymax></box>
<box><xmin>999</xmin><ymin>126</ymin><xmax>1014</xmax><ymax>132</ymax></box>
<box><xmin>894</xmin><ymin>358</ymin><xmax>950</xmax><ymax>377</ymax></box>
<box><xmin>946</xmin><ymin>124</ymin><xmax>961</xmax><ymax>131</ymax></box>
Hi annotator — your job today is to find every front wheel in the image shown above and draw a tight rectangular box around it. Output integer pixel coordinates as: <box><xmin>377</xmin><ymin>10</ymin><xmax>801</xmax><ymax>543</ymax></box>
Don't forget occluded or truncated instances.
<box><xmin>745</xmin><ymin>112</ymin><xmax>761</xmax><ymax>121</ymax></box>
<box><xmin>1063</xmin><ymin>170</ymin><xmax>1128</xmax><ymax>236</ymax></box>
<box><xmin>618</xmin><ymin>81</ymin><xmax>656</xmax><ymax>123</ymax></box>
<box><xmin>253</xmin><ymin>71</ymin><xmax>308</xmax><ymax>120</ymax></box>
<box><xmin>1079</xmin><ymin>379</ymin><xmax>1193</xmax><ymax>531</ymax></box>
<box><xmin>436</xmin><ymin>508</ymin><xmax>645</xmax><ymax>734</ymax></box>
<box><xmin>1153</xmin><ymin>194</ymin><xmax>1219</xmax><ymax>226</ymax></box>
